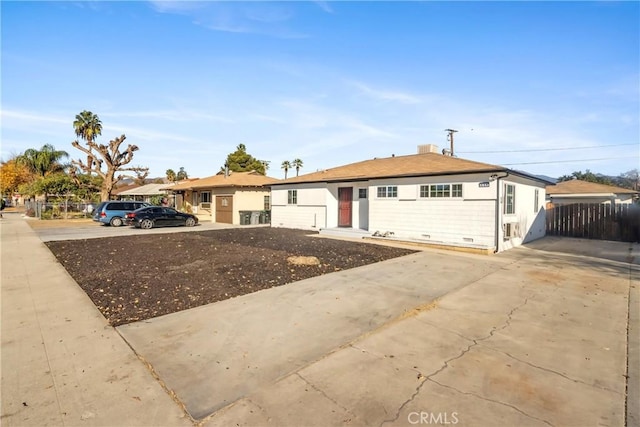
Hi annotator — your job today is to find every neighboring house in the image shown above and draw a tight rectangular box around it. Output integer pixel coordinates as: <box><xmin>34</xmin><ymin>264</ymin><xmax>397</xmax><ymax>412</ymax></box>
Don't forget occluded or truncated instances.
<box><xmin>168</xmin><ymin>171</ymin><xmax>277</xmax><ymax>224</ymax></box>
<box><xmin>546</xmin><ymin>179</ymin><xmax>638</xmax><ymax>206</ymax></box>
<box><xmin>111</xmin><ymin>182</ymin><xmax>141</xmax><ymax>200</ymax></box>
<box><xmin>117</xmin><ymin>183</ymin><xmax>175</xmax><ymax>205</ymax></box>
<box><xmin>270</xmin><ymin>145</ymin><xmax>553</xmax><ymax>253</ymax></box>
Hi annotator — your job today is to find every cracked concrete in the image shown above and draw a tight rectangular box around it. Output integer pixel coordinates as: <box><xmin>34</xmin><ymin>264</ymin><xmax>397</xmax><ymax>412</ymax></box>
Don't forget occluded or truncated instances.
<box><xmin>2</xmin><ymin>212</ymin><xmax>636</xmax><ymax>427</ymax></box>
<box><xmin>205</xmin><ymin>239</ymin><xmax>636</xmax><ymax>427</ymax></box>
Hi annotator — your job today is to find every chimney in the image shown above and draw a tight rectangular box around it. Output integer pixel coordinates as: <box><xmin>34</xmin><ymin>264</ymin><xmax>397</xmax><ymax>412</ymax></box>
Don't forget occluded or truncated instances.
<box><xmin>417</xmin><ymin>144</ymin><xmax>439</xmax><ymax>154</ymax></box>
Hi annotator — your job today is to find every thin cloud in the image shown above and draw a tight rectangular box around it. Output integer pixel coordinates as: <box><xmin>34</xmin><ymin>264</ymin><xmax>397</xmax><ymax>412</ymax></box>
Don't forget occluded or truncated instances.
<box><xmin>148</xmin><ymin>1</ymin><xmax>308</xmax><ymax>38</ymax></box>
<box><xmin>349</xmin><ymin>81</ymin><xmax>422</xmax><ymax>104</ymax></box>
<box><xmin>1</xmin><ymin>109</ymin><xmax>69</xmax><ymax>125</ymax></box>
<box><xmin>314</xmin><ymin>1</ymin><xmax>334</xmax><ymax>14</ymax></box>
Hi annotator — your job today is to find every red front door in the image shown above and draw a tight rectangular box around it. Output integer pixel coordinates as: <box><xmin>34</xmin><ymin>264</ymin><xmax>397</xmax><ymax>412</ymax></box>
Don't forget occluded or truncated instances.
<box><xmin>338</xmin><ymin>187</ymin><xmax>352</xmax><ymax>227</ymax></box>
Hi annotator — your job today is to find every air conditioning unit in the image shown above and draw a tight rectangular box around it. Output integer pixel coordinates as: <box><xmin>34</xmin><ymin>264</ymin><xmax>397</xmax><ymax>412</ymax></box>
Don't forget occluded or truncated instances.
<box><xmin>503</xmin><ymin>223</ymin><xmax>520</xmax><ymax>239</ymax></box>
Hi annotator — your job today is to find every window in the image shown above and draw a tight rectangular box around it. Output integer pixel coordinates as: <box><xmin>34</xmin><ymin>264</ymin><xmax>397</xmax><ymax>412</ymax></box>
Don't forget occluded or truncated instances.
<box><xmin>505</xmin><ymin>184</ymin><xmax>516</xmax><ymax>214</ymax></box>
<box><xmin>264</xmin><ymin>195</ymin><xmax>271</xmax><ymax>210</ymax></box>
<box><xmin>419</xmin><ymin>184</ymin><xmax>463</xmax><ymax>198</ymax></box>
<box><xmin>431</xmin><ymin>184</ymin><xmax>450</xmax><ymax>198</ymax></box>
<box><xmin>358</xmin><ymin>188</ymin><xmax>367</xmax><ymax>199</ymax></box>
<box><xmin>200</xmin><ymin>191</ymin><xmax>211</xmax><ymax>203</ymax></box>
<box><xmin>377</xmin><ymin>186</ymin><xmax>397</xmax><ymax>198</ymax></box>
<box><xmin>534</xmin><ymin>189</ymin><xmax>539</xmax><ymax>213</ymax></box>
<box><xmin>287</xmin><ymin>190</ymin><xmax>297</xmax><ymax>204</ymax></box>
<box><xmin>452</xmin><ymin>184</ymin><xmax>463</xmax><ymax>198</ymax></box>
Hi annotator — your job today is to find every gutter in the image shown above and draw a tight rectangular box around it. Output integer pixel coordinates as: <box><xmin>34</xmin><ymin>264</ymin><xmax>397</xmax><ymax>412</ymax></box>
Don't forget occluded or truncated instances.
<box><xmin>493</xmin><ymin>172</ymin><xmax>510</xmax><ymax>253</ymax></box>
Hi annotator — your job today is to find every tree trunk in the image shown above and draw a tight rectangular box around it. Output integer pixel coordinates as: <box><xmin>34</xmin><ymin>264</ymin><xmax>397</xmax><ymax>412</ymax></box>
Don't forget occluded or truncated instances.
<box><xmin>101</xmin><ymin>172</ymin><xmax>116</xmax><ymax>201</ymax></box>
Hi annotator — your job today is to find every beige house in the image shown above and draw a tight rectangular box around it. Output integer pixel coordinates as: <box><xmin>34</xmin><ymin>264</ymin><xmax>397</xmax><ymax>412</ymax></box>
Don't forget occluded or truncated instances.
<box><xmin>546</xmin><ymin>180</ymin><xmax>638</xmax><ymax>206</ymax></box>
<box><xmin>168</xmin><ymin>171</ymin><xmax>277</xmax><ymax>224</ymax></box>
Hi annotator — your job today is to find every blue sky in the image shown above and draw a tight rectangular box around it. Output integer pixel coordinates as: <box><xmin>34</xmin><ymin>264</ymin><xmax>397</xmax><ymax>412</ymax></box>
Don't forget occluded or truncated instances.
<box><xmin>2</xmin><ymin>1</ymin><xmax>638</xmax><ymax>180</ymax></box>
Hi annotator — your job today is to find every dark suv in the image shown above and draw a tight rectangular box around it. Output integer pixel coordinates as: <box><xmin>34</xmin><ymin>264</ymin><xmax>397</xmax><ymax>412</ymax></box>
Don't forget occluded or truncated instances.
<box><xmin>92</xmin><ymin>201</ymin><xmax>151</xmax><ymax>226</ymax></box>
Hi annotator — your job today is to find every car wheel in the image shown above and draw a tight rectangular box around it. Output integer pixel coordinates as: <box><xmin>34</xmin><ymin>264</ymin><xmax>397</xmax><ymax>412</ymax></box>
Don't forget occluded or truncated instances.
<box><xmin>110</xmin><ymin>217</ymin><xmax>123</xmax><ymax>227</ymax></box>
<box><xmin>140</xmin><ymin>219</ymin><xmax>153</xmax><ymax>229</ymax></box>
<box><xmin>185</xmin><ymin>217</ymin><xmax>196</xmax><ymax>227</ymax></box>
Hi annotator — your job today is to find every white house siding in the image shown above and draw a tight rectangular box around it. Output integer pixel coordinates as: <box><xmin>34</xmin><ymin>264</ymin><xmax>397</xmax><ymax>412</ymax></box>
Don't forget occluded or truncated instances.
<box><xmin>368</xmin><ymin>175</ymin><xmax>497</xmax><ymax>247</ymax></box>
<box><xmin>272</xmin><ymin>172</ymin><xmax>548</xmax><ymax>252</ymax></box>
<box><xmin>498</xmin><ymin>176</ymin><xmax>547</xmax><ymax>252</ymax></box>
<box><xmin>271</xmin><ymin>185</ymin><xmax>328</xmax><ymax>230</ymax></box>
<box><xmin>369</xmin><ymin>199</ymin><xmax>496</xmax><ymax>246</ymax></box>
<box><xmin>356</xmin><ymin>185</ymin><xmax>369</xmax><ymax>230</ymax></box>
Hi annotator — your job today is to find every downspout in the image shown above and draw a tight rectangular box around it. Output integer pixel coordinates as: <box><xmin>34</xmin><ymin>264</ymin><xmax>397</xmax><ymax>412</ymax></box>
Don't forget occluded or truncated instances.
<box><xmin>494</xmin><ymin>172</ymin><xmax>510</xmax><ymax>253</ymax></box>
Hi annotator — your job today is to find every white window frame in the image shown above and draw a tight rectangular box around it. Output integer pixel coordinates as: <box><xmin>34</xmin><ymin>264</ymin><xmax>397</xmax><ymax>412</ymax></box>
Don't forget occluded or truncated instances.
<box><xmin>452</xmin><ymin>184</ymin><xmax>463</xmax><ymax>198</ymax></box>
<box><xmin>287</xmin><ymin>190</ymin><xmax>297</xmax><ymax>205</ymax></box>
<box><xmin>377</xmin><ymin>186</ymin><xmax>398</xmax><ymax>198</ymax></box>
<box><xmin>505</xmin><ymin>184</ymin><xmax>516</xmax><ymax>214</ymax></box>
<box><xmin>419</xmin><ymin>183</ymin><xmax>463</xmax><ymax>198</ymax></box>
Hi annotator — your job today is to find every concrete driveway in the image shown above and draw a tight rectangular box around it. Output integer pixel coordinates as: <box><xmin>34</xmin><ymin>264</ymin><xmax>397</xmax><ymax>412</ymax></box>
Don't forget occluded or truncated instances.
<box><xmin>116</xmin><ymin>236</ymin><xmax>639</xmax><ymax>426</ymax></box>
<box><xmin>3</xmin><ymin>213</ymin><xmax>638</xmax><ymax>426</ymax></box>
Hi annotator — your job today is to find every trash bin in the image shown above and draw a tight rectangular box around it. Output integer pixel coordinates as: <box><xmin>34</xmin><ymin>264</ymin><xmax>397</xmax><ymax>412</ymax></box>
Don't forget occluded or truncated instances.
<box><xmin>239</xmin><ymin>211</ymin><xmax>251</xmax><ymax>225</ymax></box>
<box><xmin>260</xmin><ymin>210</ymin><xmax>271</xmax><ymax>224</ymax></box>
<box><xmin>250</xmin><ymin>211</ymin><xmax>260</xmax><ymax>225</ymax></box>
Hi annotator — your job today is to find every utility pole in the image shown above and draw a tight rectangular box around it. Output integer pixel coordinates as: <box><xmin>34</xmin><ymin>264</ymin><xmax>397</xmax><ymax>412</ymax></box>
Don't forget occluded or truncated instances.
<box><xmin>445</xmin><ymin>128</ymin><xmax>458</xmax><ymax>156</ymax></box>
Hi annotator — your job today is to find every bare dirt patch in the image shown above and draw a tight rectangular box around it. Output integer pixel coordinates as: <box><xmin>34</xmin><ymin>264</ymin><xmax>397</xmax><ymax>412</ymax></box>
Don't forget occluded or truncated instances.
<box><xmin>45</xmin><ymin>228</ymin><xmax>416</xmax><ymax>326</ymax></box>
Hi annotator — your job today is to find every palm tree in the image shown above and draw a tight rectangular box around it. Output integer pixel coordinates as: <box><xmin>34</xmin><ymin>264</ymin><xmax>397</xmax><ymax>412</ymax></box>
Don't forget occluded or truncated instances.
<box><xmin>281</xmin><ymin>160</ymin><xmax>291</xmax><ymax>179</ymax></box>
<box><xmin>292</xmin><ymin>158</ymin><xmax>303</xmax><ymax>177</ymax></box>
<box><xmin>74</xmin><ymin>111</ymin><xmax>102</xmax><ymax>170</ymax></box>
<box><xmin>166</xmin><ymin>169</ymin><xmax>176</xmax><ymax>182</ymax></box>
<box><xmin>17</xmin><ymin>144</ymin><xmax>69</xmax><ymax>177</ymax></box>
<box><xmin>73</xmin><ymin>111</ymin><xmax>102</xmax><ymax>144</ymax></box>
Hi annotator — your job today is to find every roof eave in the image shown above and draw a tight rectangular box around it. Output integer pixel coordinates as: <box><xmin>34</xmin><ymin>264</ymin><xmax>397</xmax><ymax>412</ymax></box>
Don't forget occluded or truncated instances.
<box><xmin>270</xmin><ymin>168</ymin><xmax>511</xmax><ymax>186</ymax></box>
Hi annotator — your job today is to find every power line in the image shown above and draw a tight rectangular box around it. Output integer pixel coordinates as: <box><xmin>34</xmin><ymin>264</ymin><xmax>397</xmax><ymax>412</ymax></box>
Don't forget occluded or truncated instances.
<box><xmin>458</xmin><ymin>143</ymin><xmax>638</xmax><ymax>154</ymax></box>
<box><xmin>501</xmin><ymin>156</ymin><xmax>635</xmax><ymax>166</ymax></box>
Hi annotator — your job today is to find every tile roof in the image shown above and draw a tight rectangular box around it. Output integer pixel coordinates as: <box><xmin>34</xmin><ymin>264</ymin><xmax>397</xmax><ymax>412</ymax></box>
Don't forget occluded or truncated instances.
<box><xmin>170</xmin><ymin>171</ymin><xmax>277</xmax><ymax>190</ymax></box>
<box><xmin>273</xmin><ymin>153</ymin><xmax>511</xmax><ymax>185</ymax></box>
<box><xmin>546</xmin><ymin>179</ymin><xmax>638</xmax><ymax>195</ymax></box>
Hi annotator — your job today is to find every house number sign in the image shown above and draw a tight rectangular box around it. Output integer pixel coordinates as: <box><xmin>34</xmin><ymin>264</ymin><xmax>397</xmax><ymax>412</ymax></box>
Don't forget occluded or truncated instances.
<box><xmin>478</xmin><ymin>182</ymin><xmax>490</xmax><ymax>188</ymax></box>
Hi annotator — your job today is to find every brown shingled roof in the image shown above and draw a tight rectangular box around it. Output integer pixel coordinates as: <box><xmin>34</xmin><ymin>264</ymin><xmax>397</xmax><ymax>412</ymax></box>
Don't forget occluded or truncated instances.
<box><xmin>546</xmin><ymin>179</ymin><xmax>638</xmax><ymax>195</ymax></box>
<box><xmin>273</xmin><ymin>153</ymin><xmax>509</xmax><ymax>185</ymax></box>
<box><xmin>170</xmin><ymin>171</ymin><xmax>277</xmax><ymax>190</ymax></box>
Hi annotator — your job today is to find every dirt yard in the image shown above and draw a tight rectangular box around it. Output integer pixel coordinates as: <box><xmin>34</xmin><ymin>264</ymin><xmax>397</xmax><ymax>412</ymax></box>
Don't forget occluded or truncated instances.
<box><xmin>45</xmin><ymin>228</ymin><xmax>416</xmax><ymax>326</ymax></box>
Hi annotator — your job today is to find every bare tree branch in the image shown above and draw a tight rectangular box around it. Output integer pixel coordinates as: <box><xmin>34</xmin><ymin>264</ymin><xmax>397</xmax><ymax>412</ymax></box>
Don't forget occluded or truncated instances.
<box><xmin>71</xmin><ymin>134</ymin><xmax>149</xmax><ymax>201</ymax></box>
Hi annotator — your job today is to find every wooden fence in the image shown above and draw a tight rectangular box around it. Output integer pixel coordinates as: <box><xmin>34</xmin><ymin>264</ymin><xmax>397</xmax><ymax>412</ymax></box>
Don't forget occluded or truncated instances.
<box><xmin>546</xmin><ymin>203</ymin><xmax>639</xmax><ymax>242</ymax></box>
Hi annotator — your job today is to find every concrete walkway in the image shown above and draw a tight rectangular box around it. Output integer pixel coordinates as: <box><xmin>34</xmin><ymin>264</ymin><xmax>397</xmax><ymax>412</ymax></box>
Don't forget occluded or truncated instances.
<box><xmin>2</xmin><ymin>212</ymin><xmax>638</xmax><ymax>426</ymax></box>
<box><xmin>1</xmin><ymin>213</ymin><xmax>191</xmax><ymax>426</ymax></box>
